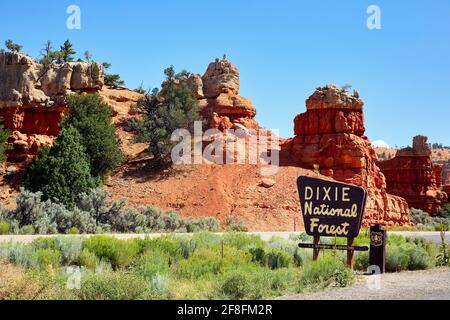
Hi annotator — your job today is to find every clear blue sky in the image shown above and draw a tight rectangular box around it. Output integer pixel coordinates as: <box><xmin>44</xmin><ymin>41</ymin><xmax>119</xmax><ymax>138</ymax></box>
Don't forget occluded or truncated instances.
<box><xmin>2</xmin><ymin>0</ymin><xmax>450</xmax><ymax>147</ymax></box>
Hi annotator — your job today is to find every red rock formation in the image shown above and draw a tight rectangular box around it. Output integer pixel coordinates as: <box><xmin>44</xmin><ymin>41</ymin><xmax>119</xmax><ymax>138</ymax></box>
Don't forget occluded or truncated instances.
<box><xmin>378</xmin><ymin>135</ymin><xmax>448</xmax><ymax>215</ymax></box>
<box><xmin>0</xmin><ymin>52</ymin><xmax>104</xmax><ymax>162</ymax></box>
<box><xmin>284</xmin><ymin>84</ymin><xmax>410</xmax><ymax>226</ymax></box>
<box><xmin>442</xmin><ymin>160</ymin><xmax>450</xmax><ymax>185</ymax></box>
<box><xmin>187</xmin><ymin>56</ymin><xmax>259</xmax><ymax>131</ymax></box>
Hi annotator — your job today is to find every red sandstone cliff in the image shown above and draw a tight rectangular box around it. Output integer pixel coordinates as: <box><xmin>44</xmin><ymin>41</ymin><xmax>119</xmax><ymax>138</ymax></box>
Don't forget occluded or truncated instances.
<box><xmin>283</xmin><ymin>85</ymin><xmax>410</xmax><ymax>226</ymax></box>
<box><xmin>377</xmin><ymin>135</ymin><xmax>448</xmax><ymax>214</ymax></box>
<box><xmin>0</xmin><ymin>52</ymin><xmax>104</xmax><ymax>162</ymax></box>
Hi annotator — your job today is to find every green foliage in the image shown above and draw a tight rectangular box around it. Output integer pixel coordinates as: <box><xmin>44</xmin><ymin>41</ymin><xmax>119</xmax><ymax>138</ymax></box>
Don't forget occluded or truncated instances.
<box><xmin>300</xmin><ymin>254</ymin><xmax>353</xmax><ymax>290</ymax></box>
<box><xmin>36</xmin><ymin>248</ymin><xmax>61</xmax><ymax>269</ymax></box>
<box><xmin>0</xmin><ymin>118</ymin><xmax>9</xmax><ymax>163</ymax></box>
<box><xmin>56</xmin><ymin>39</ymin><xmax>76</xmax><ymax>63</ymax></box>
<box><xmin>24</xmin><ymin>127</ymin><xmax>99</xmax><ymax>208</ymax></box>
<box><xmin>78</xmin><ymin>249</ymin><xmax>99</xmax><ymax>269</ymax></box>
<box><xmin>183</xmin><ymin>217</ymin><xmax>220</xmax><ymax>233</ymax></box>
<box><xmin>136</xmin><ymin>66</ymin><xmax>201</xmax><ymax>167</ymax></box>
<box><xmin>4</xmin><ymin>39</ymin><xmax>22</xmax><ymax>53</ymax></box>
<box><xmin>102</xmin><ymin>62</ymin><xmax>125</xmax><ymax>88</ymax></box>
<box><xmin>19</xmin><ymin>225</ymin><xmax>35</xmax><ymax>235</ymax></box>
<box><xmin>265</xmin><ymin>249</ymin><xmax>292</xmax><ymax>269</ymax></box>
<box><xmin>55</xmin><ymin>237</ymin><xmax>82</xmax><ymax>265</ymax></box>
<box><xmin>409</xmin><ymin>208</ymin><xmax>450</xmax><ymax>231</ymax></box>
<box><xmin>78</xmin><ymin>272</ymin><xmax>151</xmax><ymax>300</ymax></box>
<box><xmin>0</xmin><ymin>220</ymin><xmax>9</xmax><ymax>235</ymax></box>
<box><xmin>218</xmin><ymin>270</ymin><xmax>251</xmax><ymax>300</ymax></box>
<box><xmin>0</xmin><ymin>232</ymin><xmax>445</xmax><ymax>300</ymax></box>
<box><xmin>436</xmin><ymin>231</ymin><xmax>449</xmax><ymax>267</ymax></box>
<box><xmin>63</xmin><ymin>94</ymin><xmax>123</xmax><ymax>178</ymax></box>
<box><xmin>225</xmin><ymin>216</ymin><xmax>248</xmax><ymax>232</ymax></box>
<box><xmin>83</xmin><ymin>236</ymin><xmax>139</xmax><ymax>269</ymax></box>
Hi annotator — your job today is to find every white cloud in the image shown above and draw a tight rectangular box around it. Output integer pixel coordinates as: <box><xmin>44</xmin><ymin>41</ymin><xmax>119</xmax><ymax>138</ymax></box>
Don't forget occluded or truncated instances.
<box><xmin>372</xmin><ymin>139</ymin><xmax>390</xmax><ymax>148</ymax></box>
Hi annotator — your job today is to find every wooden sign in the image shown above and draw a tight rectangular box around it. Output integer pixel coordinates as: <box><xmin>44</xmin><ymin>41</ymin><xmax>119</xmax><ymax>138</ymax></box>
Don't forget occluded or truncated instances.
<box><xmin>297</xmin><ymin>176</ymin><xmax>368</xmax><ymax>238</ymax></box>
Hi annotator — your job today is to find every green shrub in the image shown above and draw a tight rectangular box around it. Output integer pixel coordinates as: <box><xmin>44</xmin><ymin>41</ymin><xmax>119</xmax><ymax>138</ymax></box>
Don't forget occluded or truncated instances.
<box><xmin>266</xmin><ymin>249</ymin><xmax>292</xmax><ymax>269</ymax></box>
<box><xmin>184</xmin><ymin>217</ymin><xmax>220</xmax><ymax>233</ymax></box>
<box><xmin>136</xmin><ymin>66</ymin><xmax>201</xmax><ymax>167</ymax></box>
<box><xmin>354</xmin><ymin>251</ymin><xmax>369</xmax><ymax>271</ymax></box>
<box><xmin>223</xmin><ymin>232</ymin><xmax>265</xmax><ymax>250</ymax></box>
<box><xmin>78</xmin><ymin>272</ymin><xmax>151</xmax><ymax>300</ymax></box>
<box><xmin>2</xmin><ymin>244</ymin><xmax>38</xmax><ymax>268</ymax></box>
<box><xmin>63</xmin><ymin>94</ymin><xmax>124</xmax><ymax>178</ymax></box>
<box><xmin>225</xmin><ymin>216</ymin><xmax>248</xmax><ymax>232</ymax></box>
<box><xmin>83</xmin><ymin>236</ymin><xmax>139</xmax><ymax>269</ymax></box>
<box><xmin>55</xmin><ymin>236</ymin><xmax>82</xmax><ymax>265</ymax></box>
<box><xmin>78</xmin><ymin>249</ymin><xmax>99</xmax><ymax>269</ymax></box>
<box><xmin>0</xmin><ymin>220</ymin><xmax>9</xmax><ymax>235</ymax></box>
<box><xmin>24</xmin><ymin>127</ymin><xmax>99</xmax><ymax>208</ymax></box>
<box><xmin>0</xmin><ymin>117</ymin><xmax>10</xmax><ymax>163</ymax></box>
<box><xmin>385</xmin><ymin>244</ymin><xmax>409</xmax><ymax>272</ymax></box>
<box><xmin>36</xmin><ymin>248</ymin><xmax>61</xmax><ymax>269</ymax></box>
<box><xmin>133</xmin><ymin>248</ymin><xmax>171</xmax><ymax>279</ymax></box>
<box><xmin>218</xmin><ymin>270</ymin><xmax>251</xmax><ymax>300</ymax></box>
<box><xmin>300</xmin><ymin>254</ymin><xmax>353</xmax><ymax>290</ymax></box>
<box><xmin>19</xmin><ymin>225</ymin><xmax>35</xmax><ymax>235</ymax></box>
<box><xmin>66</xmin><ymin>227</ymin><xmax>80</xmax><ymax>235</ymax></box>
<box><xmin>176</xmin><ymin>247</ymin><xmax>250</xmax><ymax>279</ymax></box>
<box><xmin>31</xmin><ymin>237</ymin><xmax>56</xmax><ymax>250</ymax></box>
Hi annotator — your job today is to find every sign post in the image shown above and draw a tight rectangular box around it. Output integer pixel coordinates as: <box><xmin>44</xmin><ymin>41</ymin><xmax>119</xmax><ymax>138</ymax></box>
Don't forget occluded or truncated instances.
<box><xmin>369</xmin><ymin>224</ymin><xmax>386</xmax><ymax>273</ymax></box>
<box><xmin>296</xmin><ymin>176</ymin><xmax>369</xmax><ymax>269</ymax></box>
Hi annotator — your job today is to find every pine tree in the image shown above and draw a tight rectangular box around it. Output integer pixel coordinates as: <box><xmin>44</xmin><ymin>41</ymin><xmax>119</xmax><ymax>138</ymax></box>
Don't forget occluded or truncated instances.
<box><xmin>63</xmin><ymin>94</ymin><xmax>124</xmax><ymax>178</ymax></box>
<box><xmin>102</xmin><ymin>62</ymin><xmax>125</xmax><ymax>88</ymax></box>
<box><xmin>56</xmin><ymin>39</ymin><xmax>76</xmax><ymax>64</ymax></box>
<box><xmin>24</xmin><ymin>127</ymin><xmax>99</xmax><ymax>207</ymax></box>
<box><xmin>137</xmin><ymin>66</ymin><xmax>201</xmax><ymax>167</ymax></box>
<box><xmin>4</xmin><ymin>40</ymin><xmax>22</xmax><ymax>53</ymax></box>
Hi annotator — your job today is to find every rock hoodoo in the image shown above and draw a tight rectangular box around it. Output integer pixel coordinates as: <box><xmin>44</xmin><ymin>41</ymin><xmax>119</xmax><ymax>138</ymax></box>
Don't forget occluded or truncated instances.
<box><xmin>187</xmin><ymin>57</ymin><xmax>259</xmax><ymax>131</ymax></box>
<box><xmin>442</xmin><ymin>160</ymin><xmax>450</xmax><ymax>185</ymax></box>
<box><xmin>377</xmin><ymin>135</ymin><xmax>448</xmax><ymax>214</ymax></box>
<box><xmin>0</xmin><ymin>52</ymin><xmax>104</xmax><ymax>162</ymax></box>
<box><xmin>284</xmin><ymin>84</ymin><xmax>410</xmax><ymax>226</ymax></box>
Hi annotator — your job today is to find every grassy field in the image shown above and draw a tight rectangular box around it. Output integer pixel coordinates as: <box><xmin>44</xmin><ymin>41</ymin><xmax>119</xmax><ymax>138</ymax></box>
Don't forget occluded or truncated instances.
<box><xmin>0</xmin><ymin>231</ymin><xmax>445</xmax><ymax>300</ymax></box>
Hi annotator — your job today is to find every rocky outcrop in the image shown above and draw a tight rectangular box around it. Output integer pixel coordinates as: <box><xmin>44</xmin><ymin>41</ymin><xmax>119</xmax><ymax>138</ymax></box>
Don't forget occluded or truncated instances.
<box><xmin>0</xmin><ymin>52</ymin><xmax>104</xmax><ymax>162</ymax></box>
<box><xmin>284</xmin><ymin>84</ymin><xmax>410</xmax><ymax>226</ymax></box>
<box><xmin>377</xmin><ymin>135</ymin><xmax>448</xmax><ymax>214</ymax></box>
<box><xmin>186</xmin><ymin>56</ymin><xmax>259</xmax><ymax>131</ymax></box>
<box><xmin>442</xmin><ymin>160</ymin><xmax>450</xmax><ymax>185</ymax></box>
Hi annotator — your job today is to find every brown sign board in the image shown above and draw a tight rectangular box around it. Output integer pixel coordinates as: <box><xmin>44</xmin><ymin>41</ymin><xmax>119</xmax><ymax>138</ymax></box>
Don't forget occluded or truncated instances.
<box><xmin>297</xmin><ymin>176</ymin><xmax>368</xmax><ymax>238</ymax></box>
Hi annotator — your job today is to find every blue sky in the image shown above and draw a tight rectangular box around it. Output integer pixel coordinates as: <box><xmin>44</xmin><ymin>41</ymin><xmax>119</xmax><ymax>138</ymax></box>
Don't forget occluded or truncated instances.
<box><xmin>2</xmin><ymin>0</ymin><xmax>450</xmax><ymax>147</ymax></box>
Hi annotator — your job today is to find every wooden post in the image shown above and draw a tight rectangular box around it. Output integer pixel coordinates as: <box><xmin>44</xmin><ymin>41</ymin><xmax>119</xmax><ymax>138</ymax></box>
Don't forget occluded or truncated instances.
<box><xmin>294</xmin><ymin>217</ymin><xmax>296</xmax><ymax>232</ymax></box>
<box><xmin>369</xmin><ymin>224</ymin><xmax>386</xmax><ymax>273</ymax></box>
<box><xmin>313</xmin><ymin>236</ymin><xmax>320</xmax><ymax>261</ymax></box>
<box><xmin>347</xmin><ymin>237</ymin><xmax>355</xmax><ymax>270</ymax></box>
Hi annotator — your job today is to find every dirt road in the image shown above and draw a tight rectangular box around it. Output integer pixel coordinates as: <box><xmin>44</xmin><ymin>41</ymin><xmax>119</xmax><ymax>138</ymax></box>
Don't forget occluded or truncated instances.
<box><xmin>280</xmin><ymin>268</ymin><xmax>450</xmax><ymax>300</ymax></box>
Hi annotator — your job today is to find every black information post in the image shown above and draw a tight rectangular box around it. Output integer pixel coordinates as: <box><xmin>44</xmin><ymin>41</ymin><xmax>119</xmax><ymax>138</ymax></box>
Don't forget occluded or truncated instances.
<box><xmin>369</xmin><ymin>224</ymin><xmax>386</xmax><ymax>273</ymax></box>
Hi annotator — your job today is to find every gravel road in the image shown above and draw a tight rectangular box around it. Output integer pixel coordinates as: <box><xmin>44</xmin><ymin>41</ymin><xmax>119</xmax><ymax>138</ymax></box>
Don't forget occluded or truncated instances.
<box><xmin>280</xmin><ymin>268</ymin><xmax>450</xmax><ymax>300</ymax></box>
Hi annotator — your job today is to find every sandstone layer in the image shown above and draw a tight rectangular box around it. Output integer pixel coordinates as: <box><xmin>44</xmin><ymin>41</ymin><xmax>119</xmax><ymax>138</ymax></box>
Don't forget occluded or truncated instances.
<box><xmin>0</xmin><ymin>52</ymin><xmax>104</xmax><ymax>162</ymax></box>
<box><xmin>377</xmin><ymin>135</ymin><xmax>448</xmax><ymax>214</ymax></box>
<box><xmin>284</xmin><ymin>84</ymin><xmax>410</xmax><ymax>226</ymax></box>
<box><xmin>187</xmin><ymin>56</ymin><xmax>259</xmax><ymax>131</ymax></box>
